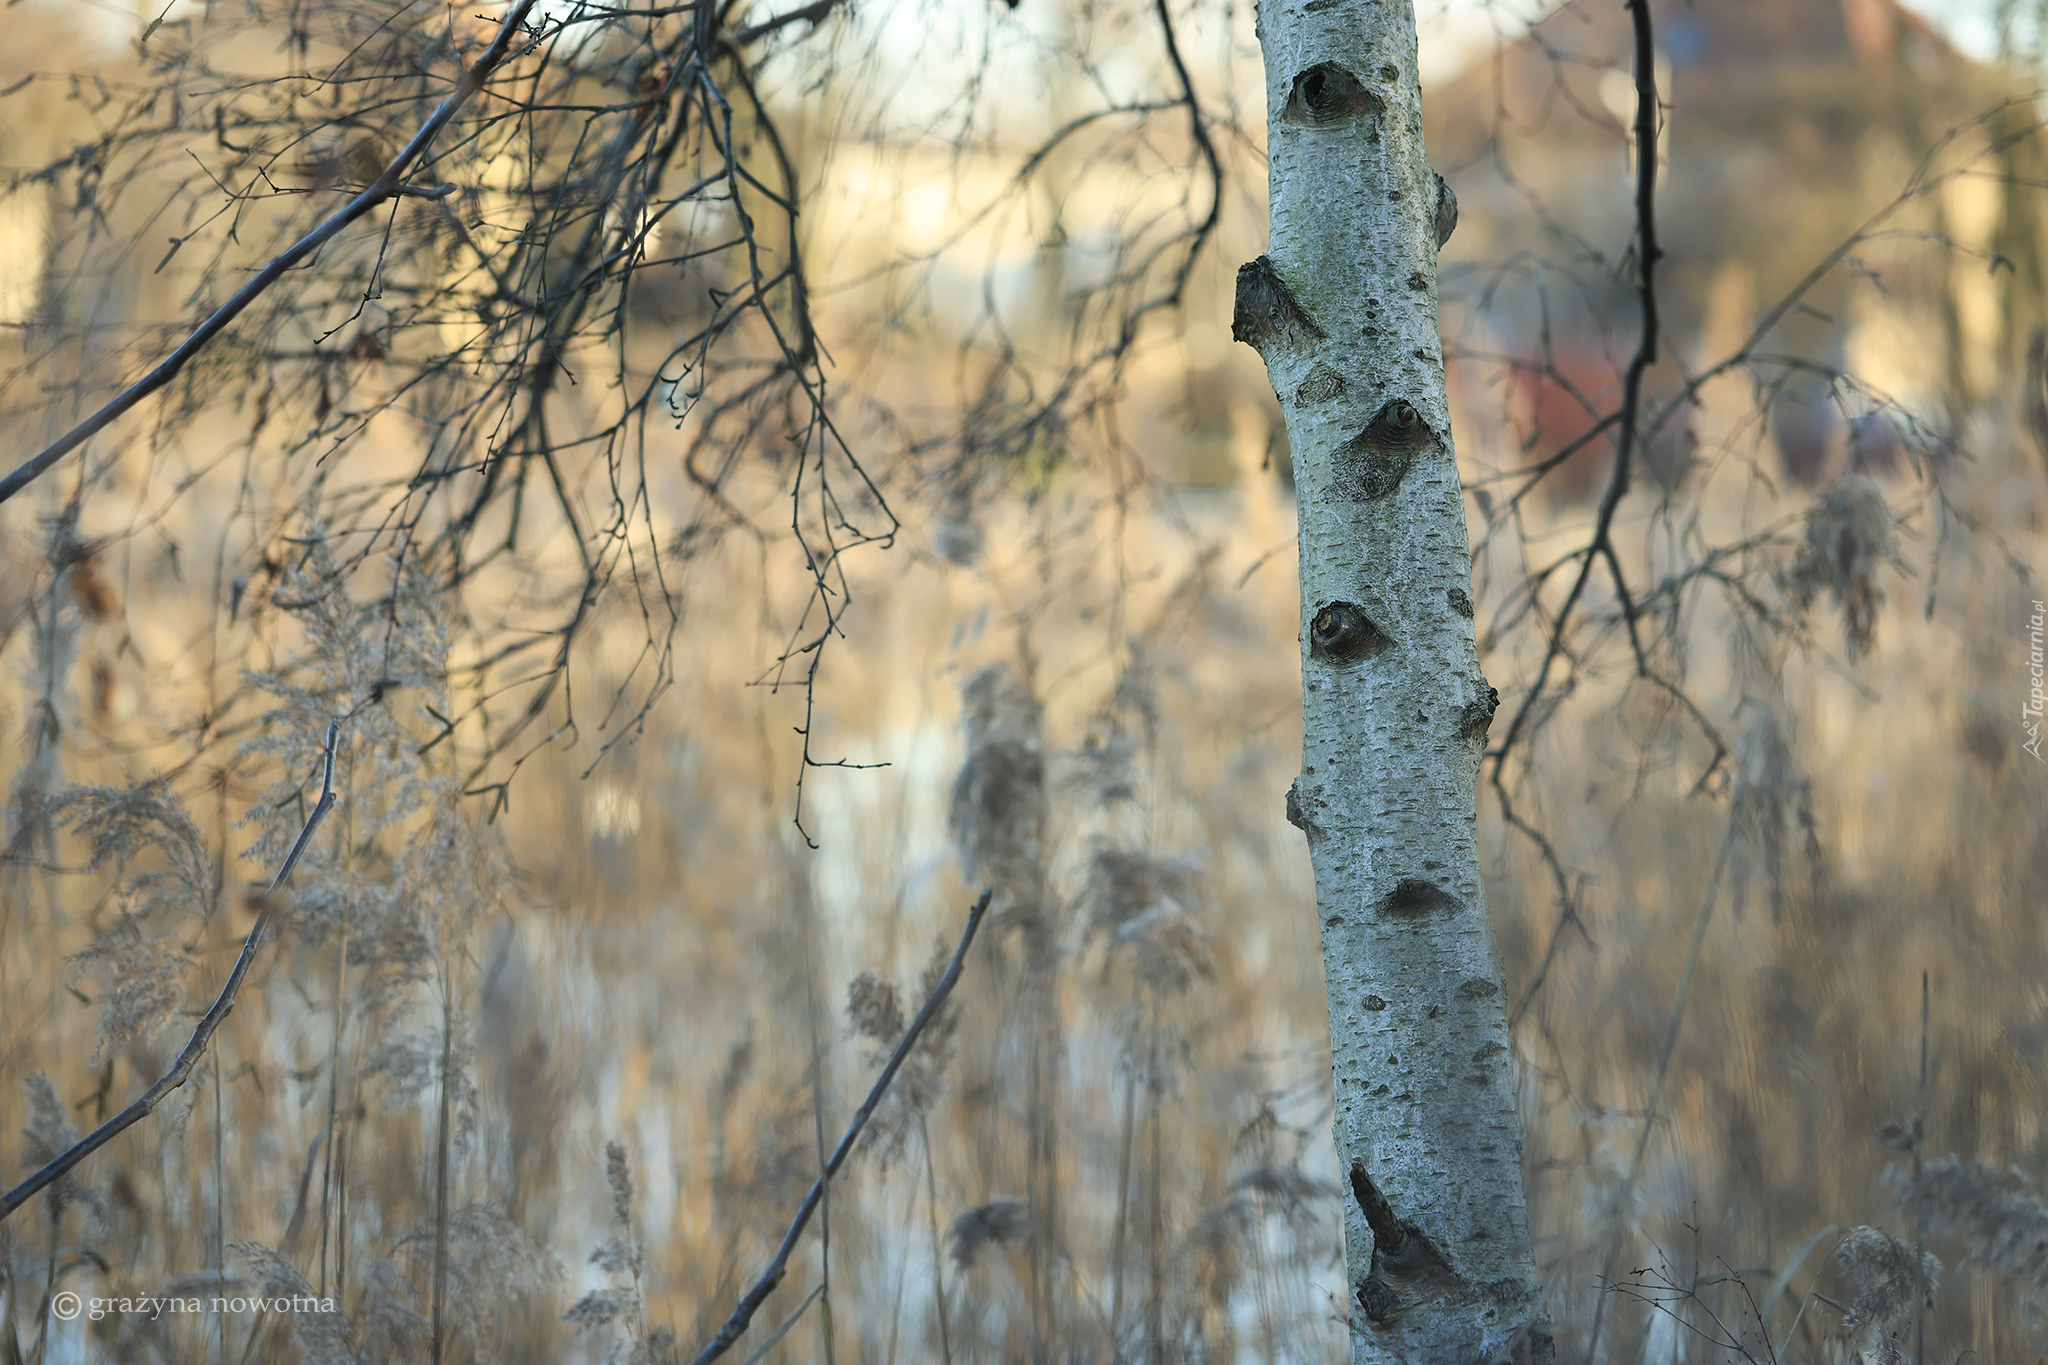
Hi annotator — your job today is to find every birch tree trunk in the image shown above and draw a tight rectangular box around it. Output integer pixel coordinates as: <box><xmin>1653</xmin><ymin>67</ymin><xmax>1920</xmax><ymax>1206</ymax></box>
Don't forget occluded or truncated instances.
<box><xmin>1233</xmin><ymin>3</ymin><xmax>1551</xmax><ymax>1359</ymax></box>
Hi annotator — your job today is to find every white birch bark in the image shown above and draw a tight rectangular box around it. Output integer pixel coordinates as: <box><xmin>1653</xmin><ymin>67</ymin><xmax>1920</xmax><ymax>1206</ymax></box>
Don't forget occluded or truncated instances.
<box><xmin>1235</xmin><ymin>2</ymin><xmax>1550</xmax><ymax>1359</ymax></box>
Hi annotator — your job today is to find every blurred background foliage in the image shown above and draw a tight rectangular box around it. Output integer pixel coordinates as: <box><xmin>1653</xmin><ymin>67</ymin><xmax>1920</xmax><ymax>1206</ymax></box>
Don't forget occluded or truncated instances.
<box><xmin>0</xmin><ymin>0</ymin><xmax>2045</xmax><ymax>1359</ymax></box>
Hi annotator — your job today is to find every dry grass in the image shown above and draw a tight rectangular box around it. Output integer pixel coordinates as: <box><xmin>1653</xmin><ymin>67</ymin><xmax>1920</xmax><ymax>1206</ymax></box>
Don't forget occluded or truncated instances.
<box><xmin>0</xmin><ymin>440</ymin><xmax>2041</xmax><ymax>1363</ymax></box>
<box><xmin>0</xmin><ymin>0</ymin><xmax>2046</xmax><ymax>1360</ymax></box>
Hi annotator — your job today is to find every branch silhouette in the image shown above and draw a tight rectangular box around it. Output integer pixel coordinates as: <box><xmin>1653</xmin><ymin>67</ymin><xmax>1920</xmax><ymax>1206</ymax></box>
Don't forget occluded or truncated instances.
<box><xmin>0</xmin><ymin>0</ymin><xmax>542</xmax><ymax>507</ymax></box>
<box><xmin>685</xmin><ymin>886</ymin><xmax>993</xmax><ymax>1365</ymax></box>
<box><xmin>0</xmin><ymin>720</ymin><xmax>342</xmax><ymax>1224</ymax></box>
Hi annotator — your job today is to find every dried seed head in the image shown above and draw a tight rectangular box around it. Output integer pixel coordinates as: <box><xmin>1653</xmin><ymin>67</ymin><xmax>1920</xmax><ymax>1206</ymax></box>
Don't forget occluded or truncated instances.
<box><xmin>21</xmin><ymin>1071</ymin><xmax>75</xmax><ymax>1164</ymax></box>
<box><xmin>1872</xmin><ymin>1114</ymin><xmax>1924</xmax><ymax>1157</ymax></box>
<box><xmin>714</xmin><ymin>1033</ymin><xmax>754</xmax><ymax>1113</ymax></box>
<box><xmin>1728</xmin><ymin>706</ymin><xmax>1821</xmax><ymax>921</ymax></box>
<box><xmin>22</xmin><ymin>1073</ymin><xmax>107</xmax><ymax>1228</ymax></box>
<box><xmin>71</xmin><ymin>931</ymin><xmax>190</xmax><ymax>1057</ymax></box>
<box><xmin>1892</xmin><ymin>1156</ymin><xmax>2048</xmax><ymax>1284</ymax></box>
<box><xmin>604</xmin><ymin>1140</ymin><xmax>635</xmax><ymax>1229</ymax></box>
<box><xmin>234</xmin><ymin>1241</ymin><xmax>354</xmax><ymax>1365</ymax></box>
<box><xmin>852</xmin><ymin>940</ymin><xmax>964</xmax><ymax>1166</ymax></box>
<box><xmin>949</xmin><ymin>664</ymin><xmax>1050</xmax><ymax>937</ymax></box>
<box><xmin>846</xmin><ymin>970</ymin><xmax>905</xmax><ymax>1045</ymax></box>
<box><xmin>1787</xmin><ymin>472</ymin><xmax>1895</xmax><ymax>660</ymax></box>
<box><xmin>393</xmin><ymin>1204</ymin><xmax>561</xmax><ymax>1353</ymax></box>
<box><xmin>949</xmin><ymin>1198</ymin><xmax>1033</xmax><ymax>1270</ymax></box>
<box><xmin>55</xmin><ymin>781</ymin><xmax>212</xmax><ymax>1054</ymax></box>
<box><xmin>1834</xmin><ymin>1226</ymin><xmax>1939</xmax><ymax>1331</ymax></box>
<box><xmin>345</xmin><ymin>132</ymin><xmax>389</xmax><ymax>185</ymax></box>
<box><xmin>1066</xmin><ymin>732</ymin><xmax>1137</xmax><ymax>805</ymax></box>
<box><xmin>1190</xmin><ymin>1197</ymin><xmax>1256</xmax><ymax>1307</ymax></box>
<box><xmin>1083</xmin><ymin>846</ymin><xmax>1213</xmax><ymax>995</ymax></box>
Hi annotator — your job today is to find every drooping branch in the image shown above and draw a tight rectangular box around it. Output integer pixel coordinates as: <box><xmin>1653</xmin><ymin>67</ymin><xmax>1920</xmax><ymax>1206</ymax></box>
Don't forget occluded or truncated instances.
<box><xmin>1144</xmin><ymin>0</ymin><xmax>1223</xmax><ymax>320</ymax></box>
<box><xmin>1472</xmin><ymin>33</ymin><xmax>2023</xmax><ymax>1041</ymax></box>
<box><xmin>0</xmin><ymin>0</ymin><xmax>543</xmax><ymax>507</ymax></box>
<box><xmin>1488</xmin><ymin>0</ymin><xmax>1662</xmax><ymax>770</ymax></box>
<box><xmin>685</xmin><ymin>887</ymin><xmax>993</xmax><ymax>1365</ymax></box>
<box><xmin>0</xmin><ymin>720</ymin><xmax>342</xmax><ymax>1224</ymax></box>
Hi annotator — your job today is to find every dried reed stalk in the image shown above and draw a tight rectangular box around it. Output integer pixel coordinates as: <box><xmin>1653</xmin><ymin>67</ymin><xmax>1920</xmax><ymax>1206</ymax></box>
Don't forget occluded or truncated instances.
<box><xmin>686</xmin><ymin>887</ymin><xmax>992</xmax><ymax>1365</ymax></box>
<box><xmin>0</xmin><ymin>720</ymin><xmax>342</xmax><ymax>1223</ymax></box>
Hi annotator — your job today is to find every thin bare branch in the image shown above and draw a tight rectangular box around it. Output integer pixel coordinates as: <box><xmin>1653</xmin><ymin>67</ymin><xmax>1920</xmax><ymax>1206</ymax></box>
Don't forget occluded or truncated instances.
<box><xmin>685</xmin><ymin>887</ymin><xmax>993</xmax><ymax>1365</ymax></box>
<box><xmin>0</xmin><ymin>0</ymin><xmax>543</xmax><ymax>506</ymax></box>
<box><xmin>0</xmin><ymin>719</ymin><xmax>343</xmax><ymax>1224</ymax></box>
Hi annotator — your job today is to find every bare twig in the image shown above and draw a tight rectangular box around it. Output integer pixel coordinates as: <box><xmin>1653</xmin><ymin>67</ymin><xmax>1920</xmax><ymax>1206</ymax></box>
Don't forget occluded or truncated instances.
<box><xmin>1490</xmin><ymin>0</ymin><xmax>1662</xmax><ymax>769</ymax></box>
<box><xmin>0</xmin><ymin>720</ymin><xmax>343</xmax><ymax>1224</ymax></box>
<box><xmin>728</xmin><ymin>0</ymin><xmax>843</xmax><ymax>46</ymax></box>
<box><xmin>0</xmin><ymin>0</ymin><xmax>542</xmax><ymax>506</ymax></box>
<box><xmin>685</xmin><ymin>887</ymin><xmax>993</xmax><ymax>1365</ymax></box>
<box><xmin>1149</xmin><ymin>0</ymin><xmax>1223</xmax><ymax>316</ymax></box>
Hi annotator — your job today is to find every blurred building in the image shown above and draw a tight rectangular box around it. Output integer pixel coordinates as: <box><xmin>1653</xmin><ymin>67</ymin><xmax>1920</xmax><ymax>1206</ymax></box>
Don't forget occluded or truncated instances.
<box><xmin>1427</xmin><ymin>0</ymin><xmax>2043</xmax><ymax>496</ymax></box>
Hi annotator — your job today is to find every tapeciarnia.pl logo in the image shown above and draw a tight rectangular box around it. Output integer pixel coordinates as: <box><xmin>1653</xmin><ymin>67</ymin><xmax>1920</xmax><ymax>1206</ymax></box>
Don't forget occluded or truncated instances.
<box><xmin>2026</xmin><ymin>599</ymin><xmax>2045</xmax><ymax>762</ymax></box>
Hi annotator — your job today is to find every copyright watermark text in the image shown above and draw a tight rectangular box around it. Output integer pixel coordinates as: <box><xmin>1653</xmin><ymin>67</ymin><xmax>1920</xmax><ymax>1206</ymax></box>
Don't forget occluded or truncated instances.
<box><xmin>51</xmin><ymin>1290</ymin><xmax>337</xmax><ymax>1322</ymax></box>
